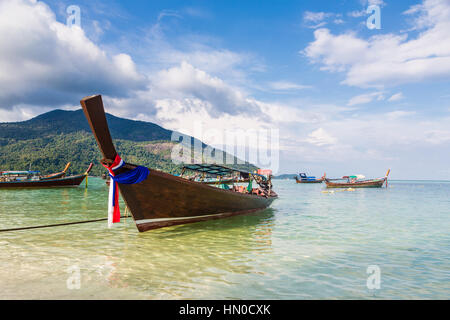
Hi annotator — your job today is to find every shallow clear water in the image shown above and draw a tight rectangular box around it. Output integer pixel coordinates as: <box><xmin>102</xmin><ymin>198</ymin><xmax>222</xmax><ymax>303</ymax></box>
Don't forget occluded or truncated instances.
<box><xmin>0</xmin><ymin>178</ymin><xmax>449</xmax><ymax>299</ymax></box>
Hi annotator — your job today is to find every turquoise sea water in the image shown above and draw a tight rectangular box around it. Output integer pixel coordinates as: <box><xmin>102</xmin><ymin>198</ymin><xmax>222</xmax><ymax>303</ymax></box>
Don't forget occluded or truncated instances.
<box><xmin>0</xmin><ymin>178</ymin><xmax>449</xmax><ymax>299</ymax></box>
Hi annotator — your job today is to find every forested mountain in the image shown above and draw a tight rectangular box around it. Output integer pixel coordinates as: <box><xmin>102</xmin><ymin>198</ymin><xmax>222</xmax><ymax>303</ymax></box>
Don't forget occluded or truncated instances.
<box><xmin>0</xmin><ymin>109</ymin><xmax>256</xmax><ymax>176</ymax></box>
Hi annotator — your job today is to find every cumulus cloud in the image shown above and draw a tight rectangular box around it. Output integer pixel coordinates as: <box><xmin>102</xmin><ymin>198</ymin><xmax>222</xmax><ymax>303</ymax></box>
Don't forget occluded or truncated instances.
<box><xmin>0</xmin><ymin>0</ymin><xmax>145</xmax><ymax>110</ymax></box>
<box><xmin>152</xmin><ymin>61</ymin><xmax>261</xmax><ymax>116</ymax></box>
<box><xmin>109</xmin><ymin>61</ymin><xmax>321</xmax><ymax>129</ymax></box>
<box><xmin>304</xmin><ymin>0</ymin><xmax>450</xmax><ymax>88</ymax></box>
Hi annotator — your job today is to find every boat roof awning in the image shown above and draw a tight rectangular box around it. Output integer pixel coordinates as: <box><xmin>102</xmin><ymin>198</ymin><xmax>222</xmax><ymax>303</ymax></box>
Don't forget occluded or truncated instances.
<box><xmin>1</xmin><ymin>171</ymin><xmax>40</xmax><ymax>175</ymax></box>
<box><xmin>182</xmin><ymin>164</ymin><xmax>267</xmax><ymax>180</ymax></box>
<box><xmin>343</xmin><ymin>174</ymin><xmax>365</xmax><ymax>179</ymax></box>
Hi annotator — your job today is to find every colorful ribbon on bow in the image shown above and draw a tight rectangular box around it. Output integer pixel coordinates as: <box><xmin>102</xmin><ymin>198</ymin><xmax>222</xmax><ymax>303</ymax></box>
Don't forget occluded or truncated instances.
<box><xmin>102</xmin><ymin>154</ymin><xmax>150</xmax><ymax>228</ymax></box>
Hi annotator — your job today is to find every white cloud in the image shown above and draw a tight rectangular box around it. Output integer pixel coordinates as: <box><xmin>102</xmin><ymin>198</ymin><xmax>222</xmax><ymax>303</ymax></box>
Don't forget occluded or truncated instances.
<box><xmin>157</xmin><ymin>10</ymin><xmax>182</xmax><ymax>21</ymax></box>
<box><xmin>109</xmin><ymin>61</ymin><xmax>322</xmax><ymax>129</ymax></box>
<box><xmin>303</xmin><ymin>11</ymin><xmax>346</xmax><ymax>28</ymax></box>
<box><xmin>385</xmin><ymin>110</ymin><xmax>415</xmax><ymax>120</ymax></box>
<box><xmin>268</xmin><ymin>81</ymin><xmax>312</xmax><ymax>91</ymax></box>
<box><xmin>153</xmin><ymin>98</ymin><xmax>270</xmax><ymax>141</ymax></box>
<box><xmin>303</xmin><ymin>29</ymin><xmax>368</xmax><ymax>73</ymax></box>
<box><xmin>304</xmin><ymin>0</ymin><xmax>450</xmax><ymax>88</ymax></box>
<box><xmin>152</xmin><ymin>61</ymin><xmax>260</xmax><ymax>116</ymax></box>
<box><xmin>387</xmin><ymin>92</ymin><xmax>404</xmax><ymax>102</ymax></box>
<box><xmin>366</xmin><ymin>0</ymin><xmax>386</xmax><ymax>6</ymax></box>
<box><xmin>347</xmin><ymin>91</ymin><xmax>384</xmax><ymax>106</ymax></box>
<box><xmin>306</xmin><ymin>128</ymin><xmax>337</xmax><ymax>146</ymax></box>
<box><xmin>403</xmin><ymin>4</ymin><xmax>423</xmax><ymax>16</ymax></box>
<box><xmin>303</xmin><ymin>11</ymin><xmax>332</xmax><ymax>23</ymax></box>
<box><xmin>0</xmin><ymin>0</ymin><xmax>145</xmax><ymax>110</ymax></box>
<box><xmin>424</xmin><ymin>129</ymin><xmax>450</xmax><ymax>144</ymax></box>
<box><xmin>348</xmin><ymin>10</ymin><xmax>366</xmax><ymax>18</ymax></box>
<box><xmin>0</xmin><ymin>105</ymin><xmax>44</xmax><ymax>122</ymax></box>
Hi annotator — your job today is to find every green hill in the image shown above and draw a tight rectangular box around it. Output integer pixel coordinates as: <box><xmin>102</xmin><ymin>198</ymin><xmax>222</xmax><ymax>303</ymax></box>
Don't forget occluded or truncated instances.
<box><xmin>0</xmin><ymin>109</ymin><xmax>257</xmax><ymax>176</ymax></box>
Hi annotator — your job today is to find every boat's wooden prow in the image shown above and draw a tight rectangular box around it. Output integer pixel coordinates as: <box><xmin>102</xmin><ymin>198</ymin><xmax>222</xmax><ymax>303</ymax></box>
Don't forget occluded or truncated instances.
<box><xmin>80</xmin><ymin>95</ymin><xmax>117</xmax><ymax>160</ymax></box>
<box><xmin>84</xmin><ymin>163</ymin><xmax>94</xmax><ymax>175</ymax></box>
<box><xmin>63</xmin><ymin>162</ymin><xmax>71</xmax><ymax>173</ymax></box>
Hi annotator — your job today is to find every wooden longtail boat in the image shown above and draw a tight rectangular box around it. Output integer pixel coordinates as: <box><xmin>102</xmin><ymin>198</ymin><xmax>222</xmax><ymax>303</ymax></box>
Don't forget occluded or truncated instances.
<box><xmin>0</xmin><ymin>162</ymin><xmax>71</xmax><ymax>182</ymax></box>
<box><xmin>295</xmin><ymin>173</ymin><xmax>324</xmax><ymax>184</ymax></box>
<box><xmin>0</xmin><ymin>163</ymin><xmax>93</xmax><ymax>189</ymax></box>
<box><xmin>80</xmin><ymin>94</ymin><xmax>278</xmax><ymax>232</ymax></box>
<box><xmin>324</xmin><ymin>170</ymin><xmax>390</xmax><ymax>188</ymax></box>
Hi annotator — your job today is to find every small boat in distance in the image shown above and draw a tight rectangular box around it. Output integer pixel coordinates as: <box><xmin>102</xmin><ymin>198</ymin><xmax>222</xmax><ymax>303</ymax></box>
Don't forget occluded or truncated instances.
<box><xmin>80</xmin><ymin>94</ymin><xmax>278</xmax><ymax>232</ymax></box>
<box><xmin>295</xmin><ymin>172</ymin><xmax>325</xmax><ymax>184</ymax></box>
<box><xmin>0</xmin><ymin>162</ymin><xmax>71</xmax><ymax>182</ymax></box>
<box><xmin>324</xmin><ymin>170</ymin><xmax>390</xmax><ymax>188</ymax></box>
<box><xmin>0</xmin><ymin>163</ymin><xmax>93</xmax><ymax>188</ymax></box>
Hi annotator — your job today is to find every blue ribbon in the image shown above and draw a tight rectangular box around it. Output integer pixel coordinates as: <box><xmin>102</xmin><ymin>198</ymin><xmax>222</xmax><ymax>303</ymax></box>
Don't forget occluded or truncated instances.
<box><xmin>110</xmin><ymin>166</ymin><xmax>150</xmax><ymax>204</ymax></box>
<box><xmin>110</xmin><ymin>166</ymin><xmax>150</xmax><ymax>185</ymax></box>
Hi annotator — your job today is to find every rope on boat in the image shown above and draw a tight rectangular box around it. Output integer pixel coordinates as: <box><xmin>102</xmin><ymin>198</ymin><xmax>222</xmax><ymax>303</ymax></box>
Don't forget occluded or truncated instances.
<box><xmin>0</xmin><ymin>215</ymin><xmax>127</xmax><ymax>233</ymax></box>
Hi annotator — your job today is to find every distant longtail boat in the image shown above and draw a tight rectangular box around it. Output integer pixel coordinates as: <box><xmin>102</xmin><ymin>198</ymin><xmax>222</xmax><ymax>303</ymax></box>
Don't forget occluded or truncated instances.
<box><xmin>324</xmin><ymin>170</ymin><xmax>390</xmax><ymax>188</ymax></box>
<box><xmin>295</xmin><ymin>172</ymin><xmax>325</xmax><ymax>184</ymax></box>
<box><xmin>80</xmin><ymin>94</ymin><xmax>277</xmax><ymax>232</ymax></box>
<box><xmin>0</xmin><ymin>163</ymin><xmax>93</xmax><ymax>188</ymax></box>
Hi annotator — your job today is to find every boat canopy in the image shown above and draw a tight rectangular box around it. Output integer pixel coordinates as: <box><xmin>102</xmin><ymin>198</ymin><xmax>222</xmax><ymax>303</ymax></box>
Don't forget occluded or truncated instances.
<box><xmin>182</xmin><ymin>164</ymin><xmax>267</xmax><ymax>181</ymax></box>
<box><xmin>1</xmin><ymin>171</ymin><xmax>40</xmax><ymax>175</ymax></box>
<box><xmin>343</xmin><ymin>174</ymin><xmax>365</xmax><ymax>180</ymax></box>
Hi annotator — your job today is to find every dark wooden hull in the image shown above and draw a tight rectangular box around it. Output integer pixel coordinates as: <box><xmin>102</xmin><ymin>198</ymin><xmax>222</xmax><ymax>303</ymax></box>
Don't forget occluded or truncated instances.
<box><xmin>80</xmin><ymin>95</ymin><xmax>277</xmax><ymax>232</ymax></box>
<box><xmin>325</xmin><ymin>178</ymin><xmax>385</xmax><ymax>188</ymax></box>
<box><xmin>120</xmin><ymin>169</ymin><xmax>275</xmax><ymax>232</ymax></box>
<box><xmin>0</xmin><ymin>174</ymin><xmax>87</xmax><ymax>189</ymax></box>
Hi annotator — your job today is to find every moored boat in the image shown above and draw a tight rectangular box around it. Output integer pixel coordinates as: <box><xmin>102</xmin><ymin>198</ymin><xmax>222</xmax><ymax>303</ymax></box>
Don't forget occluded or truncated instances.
<box><xmin>80</xmin><ymin>94</ymin><xmax>278</xmax><ymax>232</ymax></box>
<box><xmin>0</xmin><ymin>162</ymin><xmax>71</xmax><ymax>182</ymax></box>
<box><xmin>324</xmin><ymin>170</ymin><xmax>390</xmax><ymax>188</ymax></box>
<box><xmin>0</xmin><ymin>163</ymin><xmax>93</xmax><ymax>188</ymax></box>
<box><xmin>295</xmin><ymin>172</ymin><xmax>325</xmax><ymax>184</ymax></box>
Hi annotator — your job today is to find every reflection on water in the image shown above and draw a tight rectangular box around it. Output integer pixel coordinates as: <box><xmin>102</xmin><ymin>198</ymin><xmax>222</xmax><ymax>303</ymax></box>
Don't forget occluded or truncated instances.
<box><xmin>0</xmin><ymin>178</ymin><xmax>449</xmax><ymax>299</ymax></box>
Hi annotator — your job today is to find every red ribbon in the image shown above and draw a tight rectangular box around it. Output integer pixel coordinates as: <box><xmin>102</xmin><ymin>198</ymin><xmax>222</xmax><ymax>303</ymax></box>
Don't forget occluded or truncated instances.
<box><xmin>102</xmin><ymin>154</ymin><xmax>124</xmax><ymax>224</ymax></box>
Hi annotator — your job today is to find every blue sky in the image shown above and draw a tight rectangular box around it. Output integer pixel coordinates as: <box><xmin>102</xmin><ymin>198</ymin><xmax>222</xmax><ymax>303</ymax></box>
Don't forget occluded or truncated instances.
<box><xmin>0</xmin><ymin>0</ymin><xmax>449</xmax><ymax>179</ymax></box>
